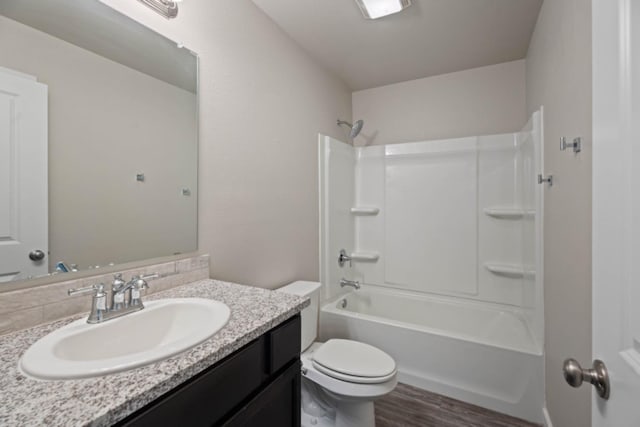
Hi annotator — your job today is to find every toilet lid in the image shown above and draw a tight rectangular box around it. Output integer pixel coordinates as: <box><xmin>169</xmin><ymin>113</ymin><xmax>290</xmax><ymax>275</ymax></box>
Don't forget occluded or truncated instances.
<box><xmin>312</xmin><ymin>339</ymin><xmax>396</xmax><ymax>383</ymax></box>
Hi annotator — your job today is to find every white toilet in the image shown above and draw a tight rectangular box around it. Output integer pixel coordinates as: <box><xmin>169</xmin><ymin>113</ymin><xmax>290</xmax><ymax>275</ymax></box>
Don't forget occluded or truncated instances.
<box><xmin>279</xmin><ymin>281</ymin><xmax>397</xmax><ymax>427</ymax></box>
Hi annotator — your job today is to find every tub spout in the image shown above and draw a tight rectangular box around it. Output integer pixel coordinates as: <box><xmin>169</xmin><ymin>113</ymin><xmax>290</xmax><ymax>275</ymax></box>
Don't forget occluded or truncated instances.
<box><xmin>340</xmin><ymin>278</ymin><xmax>360</xmax><ymax>290</ymax></box>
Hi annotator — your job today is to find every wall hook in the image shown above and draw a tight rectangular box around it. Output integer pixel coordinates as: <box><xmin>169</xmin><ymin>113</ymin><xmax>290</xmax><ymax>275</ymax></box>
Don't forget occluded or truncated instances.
<box><xmin>538</xmin><ymin>174</ymin><xmax>553</xmax><ymax>186</ymax></box>
<box><xmin>560</xmin><ymin>137</ymin><xmax>581</xmax><ymax>153</ymax></box>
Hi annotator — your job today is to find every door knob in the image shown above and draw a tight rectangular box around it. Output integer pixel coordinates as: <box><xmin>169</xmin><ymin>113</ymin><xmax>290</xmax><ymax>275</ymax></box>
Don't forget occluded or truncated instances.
<box><xmin>563</xmin><ymin>358</ymin><xmax>610</xmax><ymax>400</ymax></box>
<box><xmin>28</xmin><ymin>249</ymin><xmax>46</xmax><ymax>261</ymax></box>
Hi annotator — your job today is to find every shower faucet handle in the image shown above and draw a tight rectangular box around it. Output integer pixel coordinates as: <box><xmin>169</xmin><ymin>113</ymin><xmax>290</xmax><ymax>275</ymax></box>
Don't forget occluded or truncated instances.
<box><xmin>338</xmin><ymin>249</ymin><xmax>352</xmax><ymax>268</ymax></box>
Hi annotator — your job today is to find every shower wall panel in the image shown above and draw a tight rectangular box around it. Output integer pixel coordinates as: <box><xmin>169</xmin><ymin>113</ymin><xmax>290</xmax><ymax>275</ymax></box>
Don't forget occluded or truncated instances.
<box><xmin>350</xmin><ymin>133</ymin><xmax>539</xmax><ymax>307</ymax></box>
<box><xmin>319</xmin><ymin>135</ymin><xmax>356</xmax><ymax>302</ymax></box>
<box><xmin>354</xmin><ymin>146</ymin><xmax>385</xmax><ymax>282</ymax></box>
<box><xmin>321</xmin><ymin>110</ymin><xmax>542</xmax><ymax>315</ymax></box>
<box><xmin>384</xmin><ymin>138</ymin><xmax>478</xmax><ymax>295</ymax></box>
<box><xmin>477</xmin><ymin>134</ymin><xmax>529</xmax><ymax>306</ymax></box>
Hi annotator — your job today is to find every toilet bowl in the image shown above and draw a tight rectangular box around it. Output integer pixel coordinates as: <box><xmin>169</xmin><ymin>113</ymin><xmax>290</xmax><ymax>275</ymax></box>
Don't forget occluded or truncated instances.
<box><xmin>279</xmin><ymin>281</ymin><xmax>397</xmax><ymax>427</ymax></box>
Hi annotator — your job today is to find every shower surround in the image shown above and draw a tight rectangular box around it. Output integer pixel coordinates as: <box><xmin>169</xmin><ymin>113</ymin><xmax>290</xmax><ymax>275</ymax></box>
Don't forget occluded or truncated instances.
<box><xmin>318</xmin><ymin>110</ymin><xmax>544</xmax><ymax>423</ymax></box>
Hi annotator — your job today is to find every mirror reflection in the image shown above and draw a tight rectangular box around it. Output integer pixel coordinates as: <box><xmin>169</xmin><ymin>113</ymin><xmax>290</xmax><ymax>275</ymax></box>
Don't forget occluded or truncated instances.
<box><xmin>0</xmin><ymin>0</ymin><xmax>198</xmax><ymax>284</ymax></box>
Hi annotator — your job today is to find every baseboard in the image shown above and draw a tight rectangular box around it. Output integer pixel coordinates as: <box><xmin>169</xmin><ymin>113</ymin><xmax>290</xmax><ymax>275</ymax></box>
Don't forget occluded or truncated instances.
<box><xmin>542</xmin><ymin>407</ymin><xmax>553</xmax><ymax>427</ymax></box>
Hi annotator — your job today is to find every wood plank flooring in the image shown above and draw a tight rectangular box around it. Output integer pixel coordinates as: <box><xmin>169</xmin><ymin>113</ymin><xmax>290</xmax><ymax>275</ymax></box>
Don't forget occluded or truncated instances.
<box><xmin>374</xmin><ymin>383</ymin><xmax>540</xmax><ymax>427</ymax></box>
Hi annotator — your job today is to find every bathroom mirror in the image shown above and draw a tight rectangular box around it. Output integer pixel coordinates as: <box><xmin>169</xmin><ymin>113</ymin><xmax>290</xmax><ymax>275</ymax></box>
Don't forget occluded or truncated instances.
<box><xmin>0</xmin><ymin>0</ymin><xmax>198</xmax><ymax>287</ymax></box>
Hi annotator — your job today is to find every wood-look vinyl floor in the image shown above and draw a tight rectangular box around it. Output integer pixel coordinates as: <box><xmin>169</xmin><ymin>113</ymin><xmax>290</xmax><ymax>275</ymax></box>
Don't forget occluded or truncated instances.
<box><xmin>374</xmin><ymin>383</ymin><xmax>540</xmax><ymax>427</ymax></box>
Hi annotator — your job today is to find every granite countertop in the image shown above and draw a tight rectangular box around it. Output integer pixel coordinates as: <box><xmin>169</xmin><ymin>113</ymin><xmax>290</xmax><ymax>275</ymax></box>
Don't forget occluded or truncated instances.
<box><xmin>0</xmin><ymin>279</ymin><xmax>308</xmax><ymax>426</ymax></box>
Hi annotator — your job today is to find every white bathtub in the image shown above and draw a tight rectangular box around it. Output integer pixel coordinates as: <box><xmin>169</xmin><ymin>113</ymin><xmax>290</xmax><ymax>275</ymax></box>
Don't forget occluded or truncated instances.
<box><xmin>319</xmin><ymin>286</ymin><xmax>543</xmax><ymax>424</ymax></box>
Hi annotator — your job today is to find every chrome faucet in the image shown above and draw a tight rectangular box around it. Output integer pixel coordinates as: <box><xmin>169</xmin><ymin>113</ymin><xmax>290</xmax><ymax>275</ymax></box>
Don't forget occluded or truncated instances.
<box><xmin>69</xmin><ymin>273</ymin><xmax>157</xmax><ymax>324</ymax></box>
<box><xmin>67</xmin><ymin>283</ymin><xmax>108</xmax><ymax>323</ymax></box>
<box><xmin>111</xmin><ymin>273</ymin><xmax>127</xmax><ymax>310</ymax></box>
<box><xmin>120</xmin><ymin>274</ymin><xmax>153</xmax><ymax>307</ymax></box>
<box><xmin>340</xmin><ymin>278</ymin><xmax>360</xmax><ymax>290</ymax></box>
<box><xmin>111</xmin><ymin>273</ymin><xmax>156</xmax><ymax>310</ymax></box>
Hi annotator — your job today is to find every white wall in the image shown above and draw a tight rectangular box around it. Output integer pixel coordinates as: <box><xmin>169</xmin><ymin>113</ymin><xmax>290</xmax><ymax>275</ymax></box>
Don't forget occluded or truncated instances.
<box><xmin>526</xmin><ymin>0</ymin><xmax>593</xmax><ymax>425</ymax></box>
<box><xmin>0</xmin><ymin>15</ymin><xmax>197</xmax><ymax>270</ymax></box>
<box><xmin>101</xmin><ymin>0</ymin><xmax>352</xmax><ymax>288</ymax></box>
<box><xmin>352</xmin><ymin>60</ymin><xmax>526</xmax><ymax>146</ymax></box>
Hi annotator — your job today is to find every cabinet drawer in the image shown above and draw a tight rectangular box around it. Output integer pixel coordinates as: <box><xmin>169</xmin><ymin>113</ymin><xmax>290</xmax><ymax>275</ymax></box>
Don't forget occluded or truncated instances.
<box><xmin>267</xmin><ymin>315</ymin><xmax>301</xmax><ymax>375</ymax></box>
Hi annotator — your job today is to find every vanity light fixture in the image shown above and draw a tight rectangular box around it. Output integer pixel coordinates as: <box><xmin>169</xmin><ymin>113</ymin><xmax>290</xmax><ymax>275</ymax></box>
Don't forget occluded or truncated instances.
<box><xmin>137</xmin><ymin>0</ymin><xmax>182</xmax><ymax>19</ymax></box>
<box><xmin>355</xmin><ymin>0</ymin><xmax>412</xmax><ymax>19</ymax></box>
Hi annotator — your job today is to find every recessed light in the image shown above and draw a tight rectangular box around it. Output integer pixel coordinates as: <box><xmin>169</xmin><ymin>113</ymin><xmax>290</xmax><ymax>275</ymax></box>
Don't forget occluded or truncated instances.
<box><xmin>354</xmin><ymin>0</ymin><xmax>412</xmax><ymax>20</ymax></box>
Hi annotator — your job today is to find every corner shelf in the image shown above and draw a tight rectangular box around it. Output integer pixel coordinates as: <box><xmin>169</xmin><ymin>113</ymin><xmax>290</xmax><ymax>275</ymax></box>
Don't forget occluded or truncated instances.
<box><xmin>350</xmin><ymin>207</ymin><xmax>380</xmax><ymax>216</ymax></box>
<box><xmin>483</xmin><ymin>208</ymin><xmax>535</xmax><ymax>219</ymax></box>
<box><xmin>485</xmin><ymin>263</ymin><xmax>535</xmax><ymax>279</ymax></box>
<box><xmin>350</xmin><ymin>252</ymin><xmax>380</xmax><ymax>263</ymax></box>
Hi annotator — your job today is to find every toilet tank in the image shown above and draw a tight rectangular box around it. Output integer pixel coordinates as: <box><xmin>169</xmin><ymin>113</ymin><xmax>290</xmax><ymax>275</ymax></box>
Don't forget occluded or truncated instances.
<box><xmin>278</xmin><ymin>281</ymin><xmax>321</xmax><ymax>351</ymax></box>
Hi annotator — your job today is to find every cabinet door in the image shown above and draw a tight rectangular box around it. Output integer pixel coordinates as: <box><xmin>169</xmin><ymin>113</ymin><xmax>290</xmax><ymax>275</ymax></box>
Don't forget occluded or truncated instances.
<box><xmin>224</xmin><ymin>360</ymin><xmax>301</xmax><ymax>427</ymax></box>
<box><xmin>118</xmin><ymin>338</ymin><xmax>264</xmax><ymax>427</ymax></box>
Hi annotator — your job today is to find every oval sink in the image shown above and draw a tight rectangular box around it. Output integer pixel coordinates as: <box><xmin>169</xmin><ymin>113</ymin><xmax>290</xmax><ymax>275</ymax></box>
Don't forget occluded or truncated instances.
<box><xmin>19</xmin><ymin>298</ymin><xmax>230</xmax><ymax>380</ymax></box>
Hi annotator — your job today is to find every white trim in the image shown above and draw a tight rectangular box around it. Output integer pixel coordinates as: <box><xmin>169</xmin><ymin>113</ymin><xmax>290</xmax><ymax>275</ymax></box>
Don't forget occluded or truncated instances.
<box><xmin>542</xmin><ymin>406</ymin><xmax>553</xmax><ymax>427</ymax></box>
<box><xmin>0</xmin><ymin>66</ymin><xmax>36</xmax><ymax>81</ymax></box>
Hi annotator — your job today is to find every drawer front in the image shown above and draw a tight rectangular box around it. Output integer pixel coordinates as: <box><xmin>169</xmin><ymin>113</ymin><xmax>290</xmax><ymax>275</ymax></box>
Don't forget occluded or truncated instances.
<box><xmin>117</xmin><ymin>337</ymin><xmax>264</xmax><ymax>427</ymax></box>
<box><xmin>267</xmin><ymin>315</ymin><xmax>301</xmax><ymax>375</ymax></box>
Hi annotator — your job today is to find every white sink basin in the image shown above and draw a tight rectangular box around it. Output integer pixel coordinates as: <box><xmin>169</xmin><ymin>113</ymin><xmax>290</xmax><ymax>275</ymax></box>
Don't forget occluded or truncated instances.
<box><xmin>19</xmin><ymin>298</ymin><xmax>230</xmax><ymax>380</ymax></box>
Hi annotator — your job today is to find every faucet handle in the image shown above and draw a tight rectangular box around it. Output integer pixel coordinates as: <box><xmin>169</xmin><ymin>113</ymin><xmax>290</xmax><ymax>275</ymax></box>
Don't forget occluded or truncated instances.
<box><xmin>338</xmin><ymin>249</ymin><xmax>352</xmax><ymax>268</ymax></box>
<box><xmin>130</xmin><ymin>276</ymin><xmax>150</xmax><ymax>307</ymax></box>
<box><xmin>68</xmin><ymin>283</ymin><xmax>105</xmax><ymax>297</ymax></box>
<box><xmin>68</xmin><ymin>283</ymin><xmax>108</xmax><ymax>323</ymax></box>
<box><xmin>128</xmin><ymin>275</ymin><xmax>149</xmax><ymax>289</ymax></box>
<box><xmin>111</xmin><ymin>273</ymin><xmax>129</xmax><ymax>310</ymax></box>
<box><xmin>112</xmin><ymin>273</ymin><xmax>126</xmax><ymax>290</ymax></box>
<box><xmin>141</xmin><ymin>273</ymin><xmax>159</xmax><ymax>281</ymax></box>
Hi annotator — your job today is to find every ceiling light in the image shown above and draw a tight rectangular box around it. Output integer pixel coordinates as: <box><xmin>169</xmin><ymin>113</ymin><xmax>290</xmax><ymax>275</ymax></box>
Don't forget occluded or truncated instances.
<box><xmin>355</xmin><ymin>0</ymin><xmax>412</xmax><ymax>19</ymax></box>
<box><xmin>137</xmin><ymin>0</ymin><xmax>181</xmax><ymax>19</ymax></box>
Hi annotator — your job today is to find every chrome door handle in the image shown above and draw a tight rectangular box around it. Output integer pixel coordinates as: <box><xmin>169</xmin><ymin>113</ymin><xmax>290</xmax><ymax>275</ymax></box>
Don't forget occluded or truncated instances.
<box><xmin>28</xmin><ymin>249</ymin><xmax>46</xmax><ymax>261</ymax></box>
<box><xmin>563</xmin><ymin>358</ymin><xmax>610</xmax><ymax>400</ymax></box>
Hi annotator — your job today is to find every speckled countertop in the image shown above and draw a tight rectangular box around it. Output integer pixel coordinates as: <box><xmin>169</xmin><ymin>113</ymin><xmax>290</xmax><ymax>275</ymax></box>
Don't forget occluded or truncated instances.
<box><xmin>0</xmin><ymin>279</ymin><xmax>308</xmax><ymax>427</ymax></box>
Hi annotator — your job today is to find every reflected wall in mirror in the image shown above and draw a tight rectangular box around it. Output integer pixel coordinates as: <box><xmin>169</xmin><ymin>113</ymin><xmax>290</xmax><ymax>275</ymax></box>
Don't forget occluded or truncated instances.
<box><xmin>0</xmin><ymin>0</ymin><xmax>198</xmax><ymax>285</ymax></box>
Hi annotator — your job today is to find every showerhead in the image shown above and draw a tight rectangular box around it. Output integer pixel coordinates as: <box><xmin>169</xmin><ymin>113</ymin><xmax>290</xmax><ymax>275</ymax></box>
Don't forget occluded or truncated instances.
<box><xmin>350</xmin><ymin>120</ymin><xmax>364</xmax><ymax>138</ymax></box>
<box><xmin>337</xmin><ymin>119</ymin><xmax>364</xmax><ymax>139</ymax></box>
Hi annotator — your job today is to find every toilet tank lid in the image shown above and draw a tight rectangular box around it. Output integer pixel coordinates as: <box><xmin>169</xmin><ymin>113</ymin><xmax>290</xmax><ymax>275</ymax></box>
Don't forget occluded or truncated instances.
<box><xmin>278</xmin><ymin>281</ymin><xmax>321</xmax><ymax>297</ymax></box>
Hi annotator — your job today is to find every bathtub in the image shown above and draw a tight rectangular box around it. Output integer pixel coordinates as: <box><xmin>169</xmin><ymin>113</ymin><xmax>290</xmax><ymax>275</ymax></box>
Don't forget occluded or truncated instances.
<box><xmin>319</xmin><ymin>285</ymin><xmax>543</xmax><ymax>424</ymax></box>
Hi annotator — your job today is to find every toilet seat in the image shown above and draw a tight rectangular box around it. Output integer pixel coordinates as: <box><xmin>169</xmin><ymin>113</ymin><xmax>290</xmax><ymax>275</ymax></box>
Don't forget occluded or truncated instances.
<box><xmin>312</xmin><ymin>361</ymin><xmax>396</xmax><ymax>384</ymax></box>
<box><xmin>311</xmin><ymin>339</ymin><xmax>396</xmax><ymax>385</ymax></box>
<box><xmin>301</xmin><ymin>344</ymin><xmax>397</xmax><ymax>400</ymax></box>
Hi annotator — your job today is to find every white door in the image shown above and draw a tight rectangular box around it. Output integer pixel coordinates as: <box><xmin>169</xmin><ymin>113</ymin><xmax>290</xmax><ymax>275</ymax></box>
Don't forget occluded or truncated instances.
<box><xmin>592</xmin><ymin>0</ymin><xmax>640</xmax><ymax>424</ymax></box>
<box><xmin>0</xmin><ymin>67</ymin><xmax>48</xmax><ymax>282</ymax></box>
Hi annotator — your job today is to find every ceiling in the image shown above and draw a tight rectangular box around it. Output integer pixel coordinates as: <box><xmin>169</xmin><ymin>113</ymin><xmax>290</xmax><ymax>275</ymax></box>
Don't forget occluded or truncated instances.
<box><xmin>0</xmin><ymin>0</ymin><xmax>196</xmax><ymax>92</ymax></box>
<box><xmin>252</xmin><ymin>0</ymin><xmax>543</xmax><ymax>91</ymax></box>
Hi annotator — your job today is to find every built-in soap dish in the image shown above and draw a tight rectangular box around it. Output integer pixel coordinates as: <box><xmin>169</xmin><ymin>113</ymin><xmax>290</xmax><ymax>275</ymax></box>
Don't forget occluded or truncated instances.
<box><xmin>350</xmin><ymin>207</ymin><xmax>380</xmax><ymax>216</ymax></box>
<box><xmin>485</xmin><ymin>263</ymin><xmax>535</xmax><ymax>279</ymax></box>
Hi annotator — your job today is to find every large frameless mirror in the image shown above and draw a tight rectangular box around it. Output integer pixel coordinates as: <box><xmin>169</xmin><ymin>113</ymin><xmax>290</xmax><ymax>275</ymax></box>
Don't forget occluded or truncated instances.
<box><xmin>0</xmin><ymin>0</ymin><xmax>198</xmax><ymax>287</ymax></box>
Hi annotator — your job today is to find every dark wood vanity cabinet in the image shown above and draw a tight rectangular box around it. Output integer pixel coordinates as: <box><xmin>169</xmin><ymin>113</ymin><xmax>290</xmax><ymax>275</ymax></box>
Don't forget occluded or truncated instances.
<box><xmin>116</xmin><ymin>314</ymin><xmax>301</xmax><ymax>427</ymax></box>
